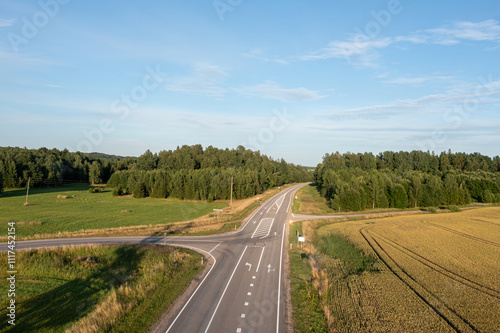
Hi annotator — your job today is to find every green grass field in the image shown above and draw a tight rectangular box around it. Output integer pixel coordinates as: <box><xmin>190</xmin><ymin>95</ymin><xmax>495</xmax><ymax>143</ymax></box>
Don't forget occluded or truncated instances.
<box><xmin>0</xmin><ymin>185</ymin><xmax>226</xmax><ymax>238</ymax></box>
<box><xmin>292</xmin><ymin>184</ymin><xmax>334</xmax><ymax>215</ymax></box>
<box><xmin>0</xmin><ymin>244</ymin><xmax>203</xmax><ymax>333</ymax></box>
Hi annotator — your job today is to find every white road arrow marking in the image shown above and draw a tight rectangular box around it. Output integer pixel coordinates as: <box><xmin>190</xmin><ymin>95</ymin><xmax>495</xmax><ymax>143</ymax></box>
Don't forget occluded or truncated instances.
<box><xmin>245</xmin><ymin>262</ymin><xmax>252</xmax><ymax>271</ymax></box>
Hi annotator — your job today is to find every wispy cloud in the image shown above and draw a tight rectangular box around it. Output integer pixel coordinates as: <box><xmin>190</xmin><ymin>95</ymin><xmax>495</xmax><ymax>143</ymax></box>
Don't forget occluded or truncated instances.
<box><xmin>383</xmin><ymin>76</ymin><xmax>455</xmax><ymax>86</ymax></box>
<box><xmin>235</xmin><ymin>80</ymin><xmax>325</xmax><ymax>102</ymax></box>
<box><xmin>240</xmin><ymin>48</ymin><xmax>289</xmax><ymax>64</ymax></box>
<box><xmin>317</xmin><ymin>78</ymin><xmax>500</xmax><ymax>120</ymax></box>
<box><xmin>45</xmin><ymin>84</ymin><xmax>63</xmax><ymax>89</ymax></box>
<box><xmin>425</xmin><ymin>19</ymin><xmax>500</xmax><ymax>45</ymax></box>
<box><xmin>0</xmin><ymin>50</ymin><xmax>70</xmax><ymax>68</ymax></box>
<box><xmin>0</xmin><ymin>18</ymin><xmax>16</xmax><ymax>27</ymax></box>
<box><xmin>165</xmin><ymin>63</ymin><xmax>228</xmax><ymax>98</ymax></box>
<box><xmin>301</xmin><ymin>20</ymin><xmax>500</xmax><ymax>67</ymax></box>
<box><xmin>299</xmin><ymin>34</ymin><xmax>392</xmax><ymax>67</ymax></box>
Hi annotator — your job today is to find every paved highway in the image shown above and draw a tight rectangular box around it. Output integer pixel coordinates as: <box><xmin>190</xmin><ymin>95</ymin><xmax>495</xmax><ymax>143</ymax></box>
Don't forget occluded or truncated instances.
<box><xmin>2</xmin><ymin>183</ymin><xmax>306</xmax><ymax>333</ymax></box>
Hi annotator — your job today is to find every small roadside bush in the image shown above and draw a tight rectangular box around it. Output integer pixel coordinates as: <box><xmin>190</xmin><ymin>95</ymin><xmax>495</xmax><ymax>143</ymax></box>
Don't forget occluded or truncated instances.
<box><xmin>112</xmin><ymin>188</ymin><xmax>124</xmax><ymax>196</ymax></box>
<box><xmin>448</xmin><ymin>205</ymin><xmax>461</xmax><ymax>212</ymax></box>
<box><xmin>88</xmin><ymin>188</ymin><xmax>102</xmax><ymax>193</ymax></box>
<box><xmin>428</xmin><ymin>207</ymin><xmax>437</xmax><ymax>214</ymax></box>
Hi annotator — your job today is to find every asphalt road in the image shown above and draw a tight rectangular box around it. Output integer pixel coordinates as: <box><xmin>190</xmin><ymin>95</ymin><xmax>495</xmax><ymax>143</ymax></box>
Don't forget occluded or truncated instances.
<box><xmin>2</xmin><ymin>183</ymin><xmax>306</xmax><ymax>333</ymax></box>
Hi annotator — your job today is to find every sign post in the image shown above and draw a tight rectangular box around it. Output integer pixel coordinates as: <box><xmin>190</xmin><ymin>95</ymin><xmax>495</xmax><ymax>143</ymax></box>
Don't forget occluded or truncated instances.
<box><xmin>213</xmin><ymin>208</ymin><xmax>224</xmax><ymax>221</ymax></box>
<box><xmin>298</xmin><ymin>236</ymin><xmax>305</xmax><ymax>250</ymax></box>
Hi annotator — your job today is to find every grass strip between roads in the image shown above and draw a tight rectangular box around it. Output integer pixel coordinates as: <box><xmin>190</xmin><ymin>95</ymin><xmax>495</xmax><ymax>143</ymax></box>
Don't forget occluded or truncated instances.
<box><xmin>0</xmin><ymin>244</ymin><xmax>203</xmax><ymax>333</ymax></box>
<box><xmin>288</xmin><ymin>221</ymin><xmax>329</xmax><ymax>333</ymax></box>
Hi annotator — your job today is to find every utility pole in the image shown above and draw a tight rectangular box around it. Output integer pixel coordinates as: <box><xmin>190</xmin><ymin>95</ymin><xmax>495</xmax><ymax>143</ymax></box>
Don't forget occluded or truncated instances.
<box><xmin>25</xmin><ymin>177</ymin><xmax>31</xmax><ymax>205</ymax></box>
<box><xmin>230</xmin><ymin>176</ymin><xmax>233</xmax><ymax>205</ymax></box>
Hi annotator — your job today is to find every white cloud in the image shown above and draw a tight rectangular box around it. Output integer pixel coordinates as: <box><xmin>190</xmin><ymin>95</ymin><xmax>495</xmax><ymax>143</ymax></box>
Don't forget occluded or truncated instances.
<box><xmin>0</xmin><ymin>18</ymin><xmax>16</xmax><ymax>27</ymax></box>
<box><xmin>45</xmin><ymin>84</ymin><xmax>63</xmax><ymax>88</ymax></box>
<box><xmin>318</xmin><ymin>77</ymin><xmax>500</xmax><ymax>120</ymax></box>
<box><xmin>240</xmin><ymin>48</ymin><xmax>289</xmax><ymax>64</ymax></box>
<box><xmin>383</xmin><ymin>76</ymin><xmax>455</xmax><ymax>85</ymax></box>
<box><xmin>301</xmin><ymin>20</ymin><xmax>500</xmax><ymax>67</ymax></box>
<box><xmin>235</xmin><ymin>81</ymin><xmax>325</xmax><ymax>102</ymax></box>
<box><xmin>425</xmin><ymin>19</ymin><xmax>500</xmax><ymax>45</ymax></box>
<box><xmin>165</xmin><ymin>63</ymin><xmax>228</xmax><ymax>98</ymax></box>
<box><xmin>300</xmin><ymin>34</ymin><xmax>392</xmax><ymax>67</ymax></box>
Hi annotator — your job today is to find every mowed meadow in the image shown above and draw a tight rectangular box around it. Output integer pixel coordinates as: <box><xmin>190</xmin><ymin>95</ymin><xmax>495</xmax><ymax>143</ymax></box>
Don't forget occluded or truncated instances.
<box><xmin>0</xmin><ymin>185</ymin><xmax>226</xmax><ymax>239</ymax></box>
<box><xmin>300</xmin><ymin>207</ymin><xmax>500</xmax><ymax>332</ymax></box>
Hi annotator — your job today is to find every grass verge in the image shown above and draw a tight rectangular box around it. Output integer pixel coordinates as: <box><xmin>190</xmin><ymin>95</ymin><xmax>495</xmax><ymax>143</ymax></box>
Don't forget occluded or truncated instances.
<box><xmin>288</xmin><ymin>222</ymin><xmax>328</xmax><ymax>333</ymax></box>
<box><xmin>0</xmin><ymin>245</ymin><xmax>203</xmax><ymax>333</ymax></box>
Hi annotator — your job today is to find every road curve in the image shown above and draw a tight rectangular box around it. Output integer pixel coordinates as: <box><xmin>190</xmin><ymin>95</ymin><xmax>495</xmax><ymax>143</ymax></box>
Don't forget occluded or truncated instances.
<box><xmin>1</xmin><ymin>183</ymin><xmax>307</xmax><ymax>333</ymax></box>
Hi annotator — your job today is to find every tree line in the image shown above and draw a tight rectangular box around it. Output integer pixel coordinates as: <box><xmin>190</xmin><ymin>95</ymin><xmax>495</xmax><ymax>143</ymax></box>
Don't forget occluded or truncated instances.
<box><xmin>314</xmin><ymin>151</ymin><xmax>500</xmax><ymax>211</ymax></box>
<box><xmin>107</xmin><ymin>145</ymin><xmax>311</xmax><ymax>200</ymax></box>
<box><xmin>0</xmin><ymin>146</ymin><xmax>118</xmax><ymax>189</ymax></box>
<box><xmin>0</xmin><ymin>145</ymin><xmax>311</xmax><ymax>200</ymax></box>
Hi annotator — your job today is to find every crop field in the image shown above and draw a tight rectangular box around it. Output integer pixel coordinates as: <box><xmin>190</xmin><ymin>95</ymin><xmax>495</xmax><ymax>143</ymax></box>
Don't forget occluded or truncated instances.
<box><xmin>304</xmin><ymin>207</ymin><xmax>500</xmax><ymax>332</ymax></box>
<box><xmin>0</xmin><ymin>185</ymin><xmax>227</xmax><ymax>239</ymax></box>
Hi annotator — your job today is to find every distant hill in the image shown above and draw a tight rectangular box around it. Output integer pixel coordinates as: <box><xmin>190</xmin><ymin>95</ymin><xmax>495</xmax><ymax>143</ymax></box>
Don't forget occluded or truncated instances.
<box><xmin>84</xmin><ymin>152</ymin><xmax>136</xmax><ymax>161</ymax></box>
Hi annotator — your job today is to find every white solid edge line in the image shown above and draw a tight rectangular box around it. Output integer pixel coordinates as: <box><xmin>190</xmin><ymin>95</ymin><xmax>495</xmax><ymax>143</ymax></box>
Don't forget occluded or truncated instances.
<box><xmin>165</xmin><ymin>245</ymin><xmax>217</xmax><ymax>333</ymax></box>
<box><xmin>204</xmin><ymin>246</ymin><xmax>249</xmax><ymax>333</ymax></box>
<box><xmin>256</xmin><ymin>246</ymin><xmax>265</xmax><ymax>272</ymax></box>
<box><xmin>277</xmin><ymin>223</ymin><xmax>286</xmax><ymax>333</ymax></box>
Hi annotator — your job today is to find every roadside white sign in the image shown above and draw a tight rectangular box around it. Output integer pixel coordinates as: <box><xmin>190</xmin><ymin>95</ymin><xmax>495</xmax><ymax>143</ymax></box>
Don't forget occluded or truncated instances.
<box><xmin>298</xmin><ymin>236</ymin><xmax>305</xmax><ymax>242</ymax></box>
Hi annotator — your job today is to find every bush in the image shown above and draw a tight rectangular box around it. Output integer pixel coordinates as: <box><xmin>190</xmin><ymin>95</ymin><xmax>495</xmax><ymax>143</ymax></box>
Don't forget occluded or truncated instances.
<box><xmin>88</xmin><ymin>188</ymin><xmax>102</xmax><ymax>193</ymax></box>
<box><xmin>427</xmin><ymin>207</ymin><xmax>437</xmax><ymax>214</ymax></box>
<box><xmin>448</xmin><ymin>205</ymin><xmax>461</xmax><ymax>212</ymax></box>
<box><xmin>112</xmin><ymin>188</ymin><xmax>123</xmax><ymax>196</ymax></box>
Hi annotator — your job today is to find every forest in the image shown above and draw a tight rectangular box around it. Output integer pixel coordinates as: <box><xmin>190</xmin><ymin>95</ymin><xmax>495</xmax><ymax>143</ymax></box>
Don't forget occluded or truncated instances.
<box><xmin>106</xmin><ymin>145</ymin><xmax>310</xmax><ymax>200</ymax></box>
<box><xmin>0</xmin><ymin>145</ymin><xmax>311</xmax><ymax>200</ymax></box>
<box><xmin>314</xmin><ymin>150</ymin><xmax>500</xmax><ymax>211</ymax></box>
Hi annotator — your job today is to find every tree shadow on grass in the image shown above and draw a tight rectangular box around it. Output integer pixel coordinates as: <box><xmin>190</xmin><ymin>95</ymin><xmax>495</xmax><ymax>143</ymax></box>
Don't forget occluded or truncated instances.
<box><xmin>1</xmin><ymin>246</ymin><xmax>144</xmax><ymax>333</ymax></box>
<box><xmin>0</xmin><ymin>184</ymin><xmax>92</xmax><ymax>199</ymax></box>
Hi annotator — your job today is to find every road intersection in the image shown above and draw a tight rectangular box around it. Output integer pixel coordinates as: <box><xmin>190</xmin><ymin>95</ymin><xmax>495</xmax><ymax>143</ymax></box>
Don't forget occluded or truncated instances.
<box><xmin>2</xmin><ymin>183</ymin><xmax>306</xmax><ymax>333</ymax></box>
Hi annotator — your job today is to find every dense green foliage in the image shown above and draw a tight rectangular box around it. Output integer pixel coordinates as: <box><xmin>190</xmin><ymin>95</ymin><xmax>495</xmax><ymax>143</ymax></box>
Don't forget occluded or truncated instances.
<box><xmin>107</xmin><ymin>145</ymin><xmax>311</xmax><ymax>200</ymax></box>
<box><xmin>0</xmin><ymin>146</ymin><xmax>121</xmax><ymax>188</ymax></box>
<box><xmin>315</xmin><ymin>151</ymin><xmax>500</xmax><ymax>211</ymax></box>
<box><xmin>0</xmin><ymin>145</ymin><xmax>310</xmax><ymax>201</ymax></box>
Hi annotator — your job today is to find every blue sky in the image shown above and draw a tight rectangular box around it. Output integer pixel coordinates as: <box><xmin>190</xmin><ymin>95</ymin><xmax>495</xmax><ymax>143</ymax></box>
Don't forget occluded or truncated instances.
<box><xmin>1</xmin><ymin>0</ymin><xmax>499</xmax><ymax>166</ymax></box>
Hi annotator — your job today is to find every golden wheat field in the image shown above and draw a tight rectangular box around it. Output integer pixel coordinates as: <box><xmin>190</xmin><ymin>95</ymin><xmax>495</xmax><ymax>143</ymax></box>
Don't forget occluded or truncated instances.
<box><xmin>309</xmin><ymin>207</ymin><xmax>500</xmax><ymax>332</ymax></box>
